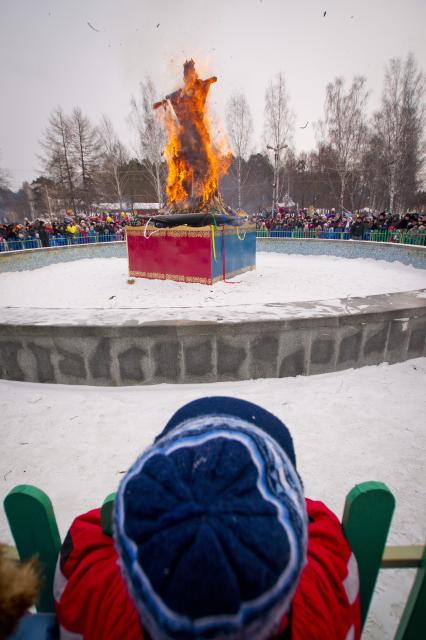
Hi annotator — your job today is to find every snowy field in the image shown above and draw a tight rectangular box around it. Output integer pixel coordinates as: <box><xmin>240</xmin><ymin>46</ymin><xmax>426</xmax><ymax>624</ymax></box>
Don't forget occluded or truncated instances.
<box><xmin>1</xmin><ymin>252</ymin><xmax>425</xmax><ymax>324</ymax></box>
<box><xmin>1</xmin><ymin>358</ymin><xmax>425</xmax><ymax>639</ymax></box>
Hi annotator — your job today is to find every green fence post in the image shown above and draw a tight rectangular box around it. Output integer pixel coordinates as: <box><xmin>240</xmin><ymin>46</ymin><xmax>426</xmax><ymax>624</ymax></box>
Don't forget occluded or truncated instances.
<box><xmin>342</xmin><ymin>481</ymin><xmax>395</xmax><ymax>629</ymax></box>
<box><xmin>100</xmin><ymin>492</ymin><xmax>117</xmax><ymax>537</ymax></box>
<box><xmin>4</xmin><ymin>485</ymin><xmax>61</xmax><ymax>613</ymax></box>
<box><xmin>394</xmin><ymin>544</ymin><xmax>426</xmax><ymax>640</ymax></box>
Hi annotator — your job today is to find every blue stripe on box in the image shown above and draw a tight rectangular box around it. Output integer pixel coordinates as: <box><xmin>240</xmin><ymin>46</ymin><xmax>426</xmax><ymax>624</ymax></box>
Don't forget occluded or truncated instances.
<box><xmin>211</xmin><ymin>227</ymin><xmax>256</xmax><ymax>282</ymax></box>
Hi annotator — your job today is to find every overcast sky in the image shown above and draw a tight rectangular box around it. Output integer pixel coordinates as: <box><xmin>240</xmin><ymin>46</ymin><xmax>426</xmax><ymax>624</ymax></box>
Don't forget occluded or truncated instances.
<box><xmin>1</xmin><ymin>0</ymin><xmax>425</xmax><ymax>189</ymax></box>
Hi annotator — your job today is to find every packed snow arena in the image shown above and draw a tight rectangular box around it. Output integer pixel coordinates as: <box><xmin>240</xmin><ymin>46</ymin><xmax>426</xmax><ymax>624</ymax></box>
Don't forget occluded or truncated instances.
<box><xmin>1</xmin><ymin>3</ymin><xmax>426</xmax><ymax>640</ymax></box>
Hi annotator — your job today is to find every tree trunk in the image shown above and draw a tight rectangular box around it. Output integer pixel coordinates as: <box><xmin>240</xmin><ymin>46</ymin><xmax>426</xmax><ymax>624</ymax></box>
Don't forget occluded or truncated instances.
<box><xmin>339</xmin><ymin>173</ymin><xmax>346</xmax><ymax>212</ymax></box>
<box><xmin>237</xmin><ymin>156</ymin><xmax>242</xmax><ymax>210</ymax></box>
<box><xmin>155</xmin><ymin>162</ymin><xmax>162</xmax><ymax>206</ymax></box>
<box><xmin>61</xmin><ymin>125</ymin><xmax>76</xmax><ymax>214</ymax></box>
<box><xmin>389</xmin><ymin>167</ymin><xmax>396</xmax><ymax>215</ymax></box>
<box><xmin>113</xmin><ymin>166</ymin><xmax>123</xmax><ymax>209</ymax></box>
<box><xmin>78</xmin><ymin>122</ymin><xmax>86</xmax><ymax>186</ymax></box>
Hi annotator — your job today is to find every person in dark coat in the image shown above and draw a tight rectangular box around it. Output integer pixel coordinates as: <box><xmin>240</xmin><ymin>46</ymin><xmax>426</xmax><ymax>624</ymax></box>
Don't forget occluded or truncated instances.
<box><xmin>38</xmin><ymin>222</ymin><xmax>50</xmax><ymax>248</ymax></box>
<box><xmin>376</xmin><ymin>213</ymin><xmax>388</xmax><ymax>231</ymax></box>
<box><xmin>397</xmin><ymin>214</ymin><xmax>411</xmax><ymax>230</ymax></box>
<box><xmin>350</xmin><ymin>215</ymin><xmax>365</xmax><ymax>240</ymax></box>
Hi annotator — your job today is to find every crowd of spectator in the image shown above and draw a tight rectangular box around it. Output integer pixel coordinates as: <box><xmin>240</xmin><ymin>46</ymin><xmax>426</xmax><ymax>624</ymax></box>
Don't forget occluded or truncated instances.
<box><xmin>0</xmin><ymin>211</ymin><xmax>136</xmax><ymax>250</ymax></box>
<box><xmin>253</xmin><ymin>208</ymin><xmax>426</xmax><ymax>241</ymax></box>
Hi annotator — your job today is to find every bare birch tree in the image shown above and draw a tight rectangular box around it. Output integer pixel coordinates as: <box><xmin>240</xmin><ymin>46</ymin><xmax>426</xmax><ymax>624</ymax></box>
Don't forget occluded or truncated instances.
<box><xmin>99</xmin><ymin>115</ymin><xmax>129</xmax><ymax>207</ymax></box>
<box><xmin>225</xmin><ymin>92</ymin><xmax>253</xmax><ymax>209</ymax></box>
<box><xmin>264</xmin><ymin>73</ymin><xmax>294</xmax><ymax>211</ymax></box>
<box><xmin>318</xmin><ymin>76</ymin><xmax>368</xmax><ymax>211</ymax></box>
<box><xmin>40</xmin><ymin>107</ymin><xmax>77</xmax><ymax>213</ymax></box>
<box><xmin>129</xmin><ymin>77</ymin><xmax>166</xmax><ymax>205</ymax></box>
<box><xmin>70</xmin><ymin>107</ymin><xmax>102</xmax><ymax>210</ymax></box>
<box><xmin>31</xmin><ymin>176</ymin><xmax>56</xmax><ymax>219</ymax></box>
<box><xmin>374</xmin><ymin>54</ymin><xmax>425</xmax><ymax>214</ymax></box>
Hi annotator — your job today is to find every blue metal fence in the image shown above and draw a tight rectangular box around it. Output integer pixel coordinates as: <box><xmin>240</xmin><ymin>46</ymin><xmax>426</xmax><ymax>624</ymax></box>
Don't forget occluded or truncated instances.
<box><xmin>256</xmin><ymin>228</ymin><xmax>426</xmax><ymax>245</ymax></box>
<box><xmin>0</xmin><ymin>233</ymin><xmax>124</xmax><ymax>252</ymax></box>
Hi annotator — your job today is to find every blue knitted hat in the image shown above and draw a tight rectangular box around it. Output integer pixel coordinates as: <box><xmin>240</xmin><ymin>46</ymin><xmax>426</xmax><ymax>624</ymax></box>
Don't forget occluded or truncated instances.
<box><xmin>114</xmin><ymin>397</ymin><xmax>307</xmax><ymax>640</ymax></box>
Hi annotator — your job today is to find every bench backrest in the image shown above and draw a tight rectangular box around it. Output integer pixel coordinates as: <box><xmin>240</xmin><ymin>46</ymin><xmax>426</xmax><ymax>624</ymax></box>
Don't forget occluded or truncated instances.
<box><xmin>4</xmin><ymin>482</ymin><xmax>425</xmax><ymax>639</ymax></box>
<box><xmin>394</xmin><ymin>543</ymin><xmax>426</xmax><ymax>640</ymax></box>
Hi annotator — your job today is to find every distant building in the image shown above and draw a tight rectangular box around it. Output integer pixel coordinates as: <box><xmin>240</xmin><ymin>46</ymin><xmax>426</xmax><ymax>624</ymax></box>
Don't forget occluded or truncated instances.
<box><xmin>132</xmin><ymin>203</ymin><xmax>160</xmax><ymax>215</ymax></box>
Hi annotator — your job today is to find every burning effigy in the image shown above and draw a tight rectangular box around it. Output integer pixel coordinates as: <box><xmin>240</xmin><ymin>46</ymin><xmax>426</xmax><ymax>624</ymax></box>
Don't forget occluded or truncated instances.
<box><xmin>126</xmin><ymin>60</ymin><xmax>256</xmax><ymax>284</ymax></box>
<box><xmin>155</xmin><ymin>58</ymin><xmax>231</xmax><ymax>215</ymax></box>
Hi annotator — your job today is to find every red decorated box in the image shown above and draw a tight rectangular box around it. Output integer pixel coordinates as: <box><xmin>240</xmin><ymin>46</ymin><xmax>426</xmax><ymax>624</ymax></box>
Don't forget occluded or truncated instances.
<box><xmin>126</xmin><ymin>224</ymin><xmax>256</xmax><ymax>285</ymax></box>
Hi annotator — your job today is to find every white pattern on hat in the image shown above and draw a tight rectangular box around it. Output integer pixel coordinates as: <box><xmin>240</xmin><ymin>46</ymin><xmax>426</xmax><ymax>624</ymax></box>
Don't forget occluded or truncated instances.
<box><xmin>343</xmin><ymin>553</ymin><xmax>359</xmax><ymax>606</ymax></box>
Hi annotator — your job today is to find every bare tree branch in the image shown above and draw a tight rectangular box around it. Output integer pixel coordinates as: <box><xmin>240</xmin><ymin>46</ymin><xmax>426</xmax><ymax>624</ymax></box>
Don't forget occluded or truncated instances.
<box><xmin>317</xmin><ymin>76</ymin><xmax>369</xmax><ymax>211</ymax></box>
<box><xmin>129</xmin><ymin>77</ymin><xmax>167</xmax><ymax>205</ymax></box>
<box><xmin>264</xmin><ymin>73</ymin><xmax>295</xmax><ymax>212</ymax></box>
<box><xmin>70</xmin><ymin>107</ymin><xmax>102</xmax><ymax>211</ymax></box>
<box><xmin>374</xmin><ymin>54</ymin><xmax>425</xmax><ymax>214</ymax></box>
<box><xmin>99</xmin><ymin>115</ymin><xmax>129</xmax><ymax>207</ymax></box>
<box><xmin>226</xmin><ymin>92</ymin><xmax>253</xmax><ymax>209</ymax></box>
<box><xmin>39</xmin><ymin>107</ymin><xmax>77</xmax><ymax>213</ymax></box>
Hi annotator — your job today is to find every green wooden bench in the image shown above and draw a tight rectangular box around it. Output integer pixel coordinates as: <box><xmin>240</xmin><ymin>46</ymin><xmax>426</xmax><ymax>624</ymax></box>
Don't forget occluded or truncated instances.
<box><xmin>4</xmin><ymin>481</ymin><xmax>425</xmax><ymax>638</ymax></box>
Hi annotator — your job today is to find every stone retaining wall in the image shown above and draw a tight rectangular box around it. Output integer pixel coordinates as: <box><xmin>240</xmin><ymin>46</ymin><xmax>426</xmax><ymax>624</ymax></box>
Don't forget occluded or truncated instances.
<box><xmin>0</xmin><ymin>290</ymin><xmax>424</xmax><ymax>385</ymax></box>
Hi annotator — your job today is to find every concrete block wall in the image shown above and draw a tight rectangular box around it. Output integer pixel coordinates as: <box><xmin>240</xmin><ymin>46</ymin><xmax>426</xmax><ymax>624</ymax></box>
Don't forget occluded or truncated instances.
<box><xmin>0</xmin><ymin>290</ymin><xmax>425</xmax><ymax>385</ymax></box>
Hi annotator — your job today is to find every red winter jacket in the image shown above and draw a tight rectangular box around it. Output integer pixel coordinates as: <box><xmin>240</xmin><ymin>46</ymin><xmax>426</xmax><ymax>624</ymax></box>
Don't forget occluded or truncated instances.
<box><xmin>54</xmin><ymin>499</ymin><xmax>360</xmax><ymax>640</ymax></box>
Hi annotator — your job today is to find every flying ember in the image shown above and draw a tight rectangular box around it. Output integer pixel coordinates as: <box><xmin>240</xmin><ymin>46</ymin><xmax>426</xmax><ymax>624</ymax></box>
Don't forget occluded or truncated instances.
<box><xmin>154</xmin><ymin>59</ymin><xmax>232</xmax><ymax>213</ymax></box>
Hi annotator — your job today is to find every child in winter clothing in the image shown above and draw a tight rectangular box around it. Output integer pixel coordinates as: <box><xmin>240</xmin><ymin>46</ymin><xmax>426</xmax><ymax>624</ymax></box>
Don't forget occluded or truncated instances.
<box><xmin>54</xmin><ymin>397</ymin><xmax>361</xmax><ymax>640</ymax></box>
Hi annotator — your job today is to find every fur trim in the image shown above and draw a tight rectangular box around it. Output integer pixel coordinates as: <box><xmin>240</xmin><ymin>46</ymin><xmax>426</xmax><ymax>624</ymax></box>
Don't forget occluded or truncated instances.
<box><xmin>0</xmin><ymin>544</ymin><xmax>40</xmax><ymax>640</ymax></box>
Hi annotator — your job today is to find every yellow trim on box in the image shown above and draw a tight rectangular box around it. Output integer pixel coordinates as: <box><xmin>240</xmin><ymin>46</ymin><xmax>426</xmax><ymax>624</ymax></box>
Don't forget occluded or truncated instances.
<box><xmin>126</xmin><ymin>225</ymin><xmax>211</xmax><ymax>238</ymax></box>
<box><xmin>129</xmin><ymin>270</ymin><xmax>213</xmax><ymax>285</ymax></box>
<box><xmin>128</xmin><ymin>263</ymin><xmax>255</xmax><ymax>285</ymax></box>
<box><xmin>211</xmin><ymin>224</ymin><xmax>256</xmax><ymax>236</ymax></box>
<box><xmin>126</xmin><ymin>224</ymin><xmax>256</xmax><ymax>239</ymax></box>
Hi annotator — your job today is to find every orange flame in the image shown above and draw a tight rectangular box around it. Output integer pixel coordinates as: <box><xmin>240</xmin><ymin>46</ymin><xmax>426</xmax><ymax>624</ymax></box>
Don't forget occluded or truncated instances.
<box><xmin>155</xmin><ymin>60</ymin><xmax>232</xmax><ymax>209</ymax></box>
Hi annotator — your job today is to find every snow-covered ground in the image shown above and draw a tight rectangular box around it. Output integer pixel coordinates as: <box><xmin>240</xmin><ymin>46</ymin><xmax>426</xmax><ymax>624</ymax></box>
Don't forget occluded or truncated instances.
<box><xmin>1</xmin><ymin>251</ymin><xmax>425</xmax><ymax>636</ymax></box>
<box><xmin>1</xmin><ymin>253</ymin><xmax>425</xmax><ymax>324</ymax></box>
<box><xmin>1</xmin><ymin>359</ymin><xmax>425</xmax><ymax>639</ymax></box>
